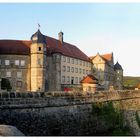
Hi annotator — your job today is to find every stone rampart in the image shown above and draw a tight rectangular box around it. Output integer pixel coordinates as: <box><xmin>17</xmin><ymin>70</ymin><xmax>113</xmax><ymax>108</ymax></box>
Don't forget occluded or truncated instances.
<box><xmin>0</xmin><ymin>90</ymin><xmax>140</xmax><ymax>136</ymax></box>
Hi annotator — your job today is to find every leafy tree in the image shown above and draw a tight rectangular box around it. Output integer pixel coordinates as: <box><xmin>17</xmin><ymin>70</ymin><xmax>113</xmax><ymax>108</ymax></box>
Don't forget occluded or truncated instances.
<box><xmin>1</xmin><ymin>78</ymin><xmax>12</xmax><ymax>91</ymax></box>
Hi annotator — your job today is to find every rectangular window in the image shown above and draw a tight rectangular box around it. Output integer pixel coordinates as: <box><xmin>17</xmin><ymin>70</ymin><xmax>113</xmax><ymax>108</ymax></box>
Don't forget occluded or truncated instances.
<box><xmin>67</xmin><ymin>76</ymin><xmax>70</xmax><ymax>83</ymax></box>
<box><xmin>89</xmin><ymin>63</ymin><xmax>91</xmax><ymax>67</ymax></box>
<box><xmin>79</xmin><ymin>68</ymin><xmax>81</xmax><ymax>74</ymax></box>
<box><xmin>75</xmin><ymin>77</ymin><xmax>78</xmax><ymax>84</ymax></box>
<box><xmin>67</xmin><ymin>66</ymin><xmax>70</xmax><ymax>72</ymax></box>
<box><xmin>15</xmin><ymin>60</ymin><xmax>19</xmax><ymax>65</ymax></box>
<box><xmin>5</xmin><ymin>60</ymin><xmax>10</xmax><ymax>65</ymax></box>
<box><xmin>71</xmin><ymin>77</ymin><xmax>74</xmax><ymax>84</ymax></box>
<box><xmin>71</xmin><ymin>67</ymin><xmax>74</xmax><ymax>73</ymax></box>
<box><xmin>75</xmin><ymin>68</ymin><xmax>78</xmax><ymax>73</ymax></box>
<box><xmin>63</xmin><ymin>56</ymin><xmax>66</xmax><ymax>62</ymax></box>
<box><xmin>17</xmin><ymin>72</ymin><xmax>22</xmax><ymax>78</ymax></box>
<box><xmin>67</xmin><ymin>57</ymin><xmax>70</xmax><ymax>63</ymax></box>
<box><xmin>6</xmin><ymin>71</ymin><xmax>11</xmax><ymax>77</ymax></box>
<box><xmin>21</xmin><ymin>60</ymin><xmax>25</xmax><ymax>66</ymax></box>
<box><xmin>83</xmin><ymin>61</ymin><xmax>85</xmax><ymax>66</ymax></box>
<box><xmin>86</xmin><ymin>62</ymin><xmax>88</xmax><ymax>67</ymax></box>
<box><xmin>80</xmin><ymin>60</ymin><xmax>82</xmax><ymax>66</ymax></box>
<box><xmin>37</xmin><ymin>58</ymin><xmax>41</xmax><ymax>65</ymax></box>
<box><xmin>76</xmin><ymin>59</ymin><xmax>78</xmax><ymax>65</ymax></box>
<box><xmin>38</xmin><ymin>47</ymin><xmax>41</xmax><ymax>51</ymax></box>
<box><xmin>62</xmin><ymin>76</ymin><xmax>65</xmax><ymax>83</ymax></box>
<box><xmin>63</xmin><ymin>66</ymin><xmax>66</xmax><ymax>72</ymax></box>
<box><xmin>86</xmin><ymin>70</ymin><xmax>88</xmax><ymax>74</ymax></box>
<box><xmin>79</xmin><ymin>77</ymin><xmax>82</xmax><ymax>83</ymax></box>
<box><xmin>16</xmin><ymin>81</ymin><xmax>22</xmax><ymax>87</ymax></box>
<box><xmin>83</xmin><ymin>69</ymin><xmax>85</xmax><ymax>74</ymax></box>
<box><xmin>71</xmin><ymin>58</ymin><xmax>74</xmax><ymax>64</ymax></box>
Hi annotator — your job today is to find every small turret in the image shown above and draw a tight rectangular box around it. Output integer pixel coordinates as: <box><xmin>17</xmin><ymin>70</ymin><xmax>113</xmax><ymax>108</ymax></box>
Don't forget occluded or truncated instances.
<box><xmin>114</xmin><ymin>61</ymin><xmax>123</xmax><ymax>71</ymax></box>
<box><xmin>114</xmin><ymin>61</ymin><xmax>123</xmax><ymax>90</ymax></box>
<box><xmin>31</xmin><ymin>29</ymin><xmax>46</xmax><ymax>44</ymax></box>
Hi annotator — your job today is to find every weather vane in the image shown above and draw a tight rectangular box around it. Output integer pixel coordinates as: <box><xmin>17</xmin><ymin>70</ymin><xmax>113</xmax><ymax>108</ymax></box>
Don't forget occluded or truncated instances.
<box><xmin>38</xmin><ymin>23</ymin><xmax>40</xmax><ymax>30</ymax></box>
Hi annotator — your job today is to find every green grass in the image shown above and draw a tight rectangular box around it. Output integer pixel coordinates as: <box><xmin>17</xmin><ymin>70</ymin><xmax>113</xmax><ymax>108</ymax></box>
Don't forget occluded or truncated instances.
<box><xmin>123</xmin><ymin>76</ymin><xmax>140</xmax><ymax>89</ymax></box>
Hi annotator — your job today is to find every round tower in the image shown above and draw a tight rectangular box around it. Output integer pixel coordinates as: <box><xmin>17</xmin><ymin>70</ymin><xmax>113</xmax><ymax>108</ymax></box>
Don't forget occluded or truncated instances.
<box><xmin>114</xmin><ymin>61</ymin><xmax>123</xmax><ymax>90</ymax></box>
<box><xmin>30</xmin><ymin>29</ymin><xmax>47</xmax><ymax>92</ymax></box>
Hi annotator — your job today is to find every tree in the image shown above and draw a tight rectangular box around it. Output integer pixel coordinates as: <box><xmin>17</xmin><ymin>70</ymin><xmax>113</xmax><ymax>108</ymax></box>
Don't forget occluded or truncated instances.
<box><xmin>1</xmin><ymin>78</ymin><xmax>12</xmax><ymax>91</ymax></box>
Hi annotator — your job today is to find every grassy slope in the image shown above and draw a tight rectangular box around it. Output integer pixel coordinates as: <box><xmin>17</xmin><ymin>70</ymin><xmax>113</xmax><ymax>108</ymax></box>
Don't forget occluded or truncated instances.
<box><xmin>123</xmin><ymin>76</ymin><xmax>140</xmax><ymax>88</ymax></box>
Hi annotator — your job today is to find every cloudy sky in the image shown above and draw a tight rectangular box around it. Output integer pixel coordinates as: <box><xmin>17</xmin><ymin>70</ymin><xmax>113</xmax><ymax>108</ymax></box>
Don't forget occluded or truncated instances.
<box><xmin>0</xmin><ymin>3</ymin><xmax>140</xmax><ymax>76</ymax></box>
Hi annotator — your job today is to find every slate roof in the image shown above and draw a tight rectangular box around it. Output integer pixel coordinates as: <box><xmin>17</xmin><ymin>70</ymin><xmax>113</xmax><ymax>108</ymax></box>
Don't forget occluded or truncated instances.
<box><xmin>114</xmin><ymin>62</ymin><xmax>123</xmax><ymax>70</ymax></box>
<box><xmin>0</xmin><ymin>36</ymin><xmax>90</xmax><ymax>62</ymax></box>
<box><xmin>31</xmin><ymin>29</ymin><xmax>46</xmax><ymax>44</ymax></box>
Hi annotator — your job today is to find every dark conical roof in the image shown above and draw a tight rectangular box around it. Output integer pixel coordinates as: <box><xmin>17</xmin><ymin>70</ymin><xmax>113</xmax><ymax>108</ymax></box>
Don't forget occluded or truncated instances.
<box><xmin>114</xmin><ymin>62</ymin><xmax>123</xmax><ymax>70</ymax></box>
<box><xmin>31</xmin><ymin>29</ymin><xmax>46</xmax><ymax>44</ymax></box>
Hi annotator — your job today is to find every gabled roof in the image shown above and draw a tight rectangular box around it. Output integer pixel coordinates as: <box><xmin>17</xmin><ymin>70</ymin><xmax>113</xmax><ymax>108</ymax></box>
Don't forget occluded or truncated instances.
<box><xmin>0</xmin><ymin>36</ymin><xmax>90</xmax><ymax>62</ymax></box>
<box><xmin>114</xmin><ymin>62</ymin><xmax>123</xmax><ymax>70</ymax></box>
<box><xmin>90</xmin><ymin>53</ymin><xmax>113</xmax><ymax>62</ymax></box>
<box><xmin>80</xmin><ymin>74</ymin><xmax>98</xmax><ymax>84</ymax></box>
<box><xmin>89</xmin><ymin>53</ymin><xmax>113</xmax><ymax>66</ymax></box>
<box><xmin>102</xmin><ymin>53</ymin><xmax>113</xmax><ymax>61</ymax></box>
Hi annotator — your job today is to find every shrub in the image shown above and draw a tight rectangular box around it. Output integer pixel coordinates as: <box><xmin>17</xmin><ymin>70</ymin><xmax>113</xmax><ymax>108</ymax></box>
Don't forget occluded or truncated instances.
<box><xmin>91</xmin><ymin>101</ymin><xmax>133</xmax><ymax>136</ymax></box>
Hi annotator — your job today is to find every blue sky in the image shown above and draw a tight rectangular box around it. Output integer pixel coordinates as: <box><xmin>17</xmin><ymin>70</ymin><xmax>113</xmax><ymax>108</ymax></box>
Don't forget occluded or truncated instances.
<box><xmin>0</xmin><ymin>3</ymin><xmax>140</xmax><ymax>76</ymax></box>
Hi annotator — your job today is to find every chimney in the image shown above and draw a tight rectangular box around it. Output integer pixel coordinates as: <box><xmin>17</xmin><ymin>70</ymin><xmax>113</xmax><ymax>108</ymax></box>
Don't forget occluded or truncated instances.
<box><xmin>58</xmin><ymin>31</ymin><xmax>64</xmax><ymax>44</ymax></box>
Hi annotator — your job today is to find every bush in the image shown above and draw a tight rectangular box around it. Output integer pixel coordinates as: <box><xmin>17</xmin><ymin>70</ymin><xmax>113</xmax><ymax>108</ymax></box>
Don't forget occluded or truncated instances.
<box><xmin>91</xmin><ymin>101</ymin><xmax>133</xmax><ymax>136</ymax></box>
<box><xmin>1</xmin><ymin>78</ymin><xmax>12</xmax><ymax>91</ymax></box>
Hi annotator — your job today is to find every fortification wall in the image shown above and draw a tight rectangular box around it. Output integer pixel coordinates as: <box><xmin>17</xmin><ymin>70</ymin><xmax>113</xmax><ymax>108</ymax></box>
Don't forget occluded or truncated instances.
<box><xmin>0</xmin><ymin>90</ymin><xmax>140</xmax><ymax>136</ymax></box>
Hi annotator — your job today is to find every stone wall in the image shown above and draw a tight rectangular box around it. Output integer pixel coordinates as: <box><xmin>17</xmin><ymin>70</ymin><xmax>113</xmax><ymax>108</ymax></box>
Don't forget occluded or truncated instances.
<box><xmin>0</xmin><ymin>90</ymin><xmax>140</xmax><ymax>136</ymax></box>
<box><xmin>0</xmin><ymin>55</ymin><xmax>31</xmax><ymax>92</ymax></box>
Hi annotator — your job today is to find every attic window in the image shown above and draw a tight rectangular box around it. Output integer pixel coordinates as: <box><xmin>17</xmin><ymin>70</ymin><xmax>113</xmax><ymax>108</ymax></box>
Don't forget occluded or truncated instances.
<box><xmin>38</xmin><ymin>47</ymin><xmax>41</xmax><ymax>51</ymax></box>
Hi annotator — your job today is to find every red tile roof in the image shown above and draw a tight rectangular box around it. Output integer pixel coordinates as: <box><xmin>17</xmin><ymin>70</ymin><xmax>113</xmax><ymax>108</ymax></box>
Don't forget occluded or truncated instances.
<box><xmin>80</xmin><ymin>75</ymin><xmax>98</xmax><ymax>84</ymax></box>
<box><xmin>90</xmin><ymin>53</ymin><xmax>112</xmax><ymax>63</ymax></box>
<box><xmin>0</xmin><ymin>40</ymin><xmax>31</xmax><ymax>55</ymax></box>
<box><xmin>0</xmin><ymin>37</ymin><xmax>90</xmax><ymax>62</ymax></box>
<box><xmin>46</xmin><ymin>36</ymin><xmax>90</xmax><ymax>62</ymax></box>
<box><xmin>102</xmin><ymin>53</ymin><xmax>112</xmax><ymax>61</ymax></box>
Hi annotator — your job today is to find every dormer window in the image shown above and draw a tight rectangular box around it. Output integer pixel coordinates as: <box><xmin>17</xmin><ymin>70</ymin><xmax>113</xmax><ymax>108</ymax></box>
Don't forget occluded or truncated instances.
<box><xmin>38</xmin><ymin>47</ymin><xmax>41</xmax><ymax>51</ymax></box>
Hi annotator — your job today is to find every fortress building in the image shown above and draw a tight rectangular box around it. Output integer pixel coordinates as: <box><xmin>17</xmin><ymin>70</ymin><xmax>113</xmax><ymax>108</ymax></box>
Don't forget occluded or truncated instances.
<box><xmin>0</xmin><ymin>29</ymin><xmax>92</xmax><ymax>92</ymax></box>
<box><xmin>0</xmin><ymin>29</ymin><xmax>123</xmax><ymax>92</ymax></box>
<box><xmin>90</xmin><ymin>53</ymin><xmax>123</xmax><ymax>90</ymax></box>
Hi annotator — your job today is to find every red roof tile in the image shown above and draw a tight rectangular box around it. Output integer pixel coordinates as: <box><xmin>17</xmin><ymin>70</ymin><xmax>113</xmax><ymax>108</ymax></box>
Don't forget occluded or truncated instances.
<box><xmin>80</xmin><ymin>75</ymin><xmax>98</xmax><ymax>84</ymax></box>
<box><xmin>0</xmin><ymin>37</ymin><xmax>90</xmax><ymax>62</ymax></box>
<box><xmin>0</xmin><ymin>40</ymin><xmax>31</xmax><ymax>55</ymax></box>
<box><xmin>90</xmin><ymin>53</ymin><xmax>112</xmax><ymax>63</ymax></box>
<box><xmin>102</xmin><ymin>53</ymin><xmax>112</xmax><ymax>61</ymax></box>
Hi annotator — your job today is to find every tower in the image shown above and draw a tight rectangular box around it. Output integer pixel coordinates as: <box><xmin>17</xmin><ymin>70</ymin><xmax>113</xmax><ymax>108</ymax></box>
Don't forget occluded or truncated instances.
<box><xmin>114</xmin><ymin>61</ymin><xmax>123</xmax><ymax>90</ymax></box>
<box><xmin>30</xmin><ymin>29</ymin><xmax>47</xmax><ymax>92</ymax></box>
